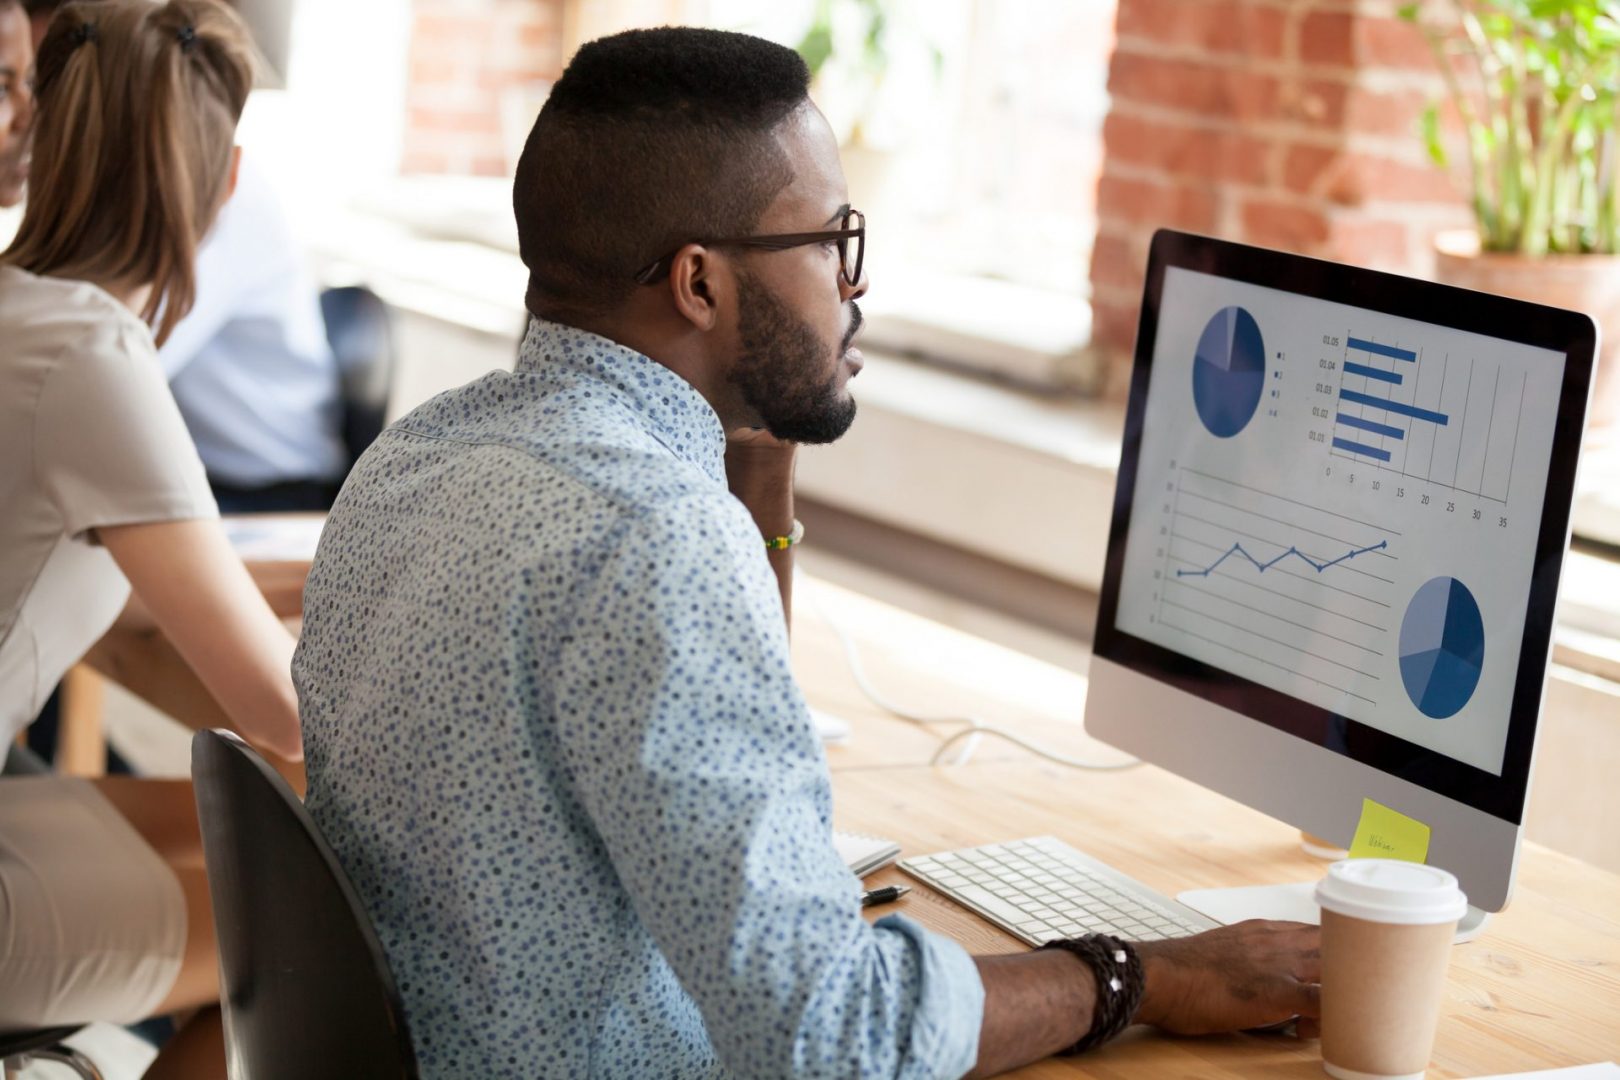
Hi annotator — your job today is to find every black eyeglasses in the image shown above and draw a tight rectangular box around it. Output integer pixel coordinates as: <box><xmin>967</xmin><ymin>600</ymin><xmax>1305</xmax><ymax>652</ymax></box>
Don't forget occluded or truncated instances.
<box><xmin>634</xmin><ymin>208</ymin><xmax>865</xmax><ymax>287</ymax></box>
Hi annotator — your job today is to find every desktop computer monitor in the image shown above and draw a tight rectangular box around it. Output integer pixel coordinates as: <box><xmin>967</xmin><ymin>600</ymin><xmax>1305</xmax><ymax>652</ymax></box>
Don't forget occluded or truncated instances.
<box><xmin>1086</xmin><ymin>230</ymin><xmax>1596</xmax><ymax>921</ymax></box>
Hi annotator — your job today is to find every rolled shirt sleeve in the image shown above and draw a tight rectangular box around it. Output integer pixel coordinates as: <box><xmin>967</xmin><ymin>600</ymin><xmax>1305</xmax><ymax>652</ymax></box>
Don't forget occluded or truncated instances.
<box><xmin>551</xmin><ymin>492</ymin><xmax>985</xmax><ymax>1079</ymax></box>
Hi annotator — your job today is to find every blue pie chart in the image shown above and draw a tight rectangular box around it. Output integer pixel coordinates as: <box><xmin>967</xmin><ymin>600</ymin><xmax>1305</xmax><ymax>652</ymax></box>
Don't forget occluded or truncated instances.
<box><xmin>1192</xmin><ymin>306</ymin><xmax>1267</xmax><ymax>438</ymax></box>
<box><xmin>1398</xmin><ymin>577</ymin><xmax>1485</xmax><ymax>720</ymax></box>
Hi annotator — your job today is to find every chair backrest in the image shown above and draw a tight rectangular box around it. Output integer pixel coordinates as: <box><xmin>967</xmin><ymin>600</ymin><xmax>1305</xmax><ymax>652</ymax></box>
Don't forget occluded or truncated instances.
<box><xmin>319</xmin><ymin>285</ymin><xmax>396</xmax><ymax>467</ymax></box>
<box><xmin>191</xmin><ymin>731</ymin><xmax>419</xmax><ymax>1080</ymax></box>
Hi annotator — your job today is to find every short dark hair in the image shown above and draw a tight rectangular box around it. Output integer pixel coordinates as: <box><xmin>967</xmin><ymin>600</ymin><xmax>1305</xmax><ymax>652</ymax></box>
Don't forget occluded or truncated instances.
<box><xmin>514</xmin><ymin>27</ymin><xmax>811</xmax><ymax>324</ymax></box>
<box><xmin>22</xmin><ymin>0</ymin><xmax>68</xmax><ymax>17</ymax></box>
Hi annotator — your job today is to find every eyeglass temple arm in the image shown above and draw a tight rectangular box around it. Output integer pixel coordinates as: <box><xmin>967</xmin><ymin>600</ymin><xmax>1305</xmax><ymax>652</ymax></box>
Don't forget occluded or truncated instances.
<box><xmin>634</xmin><ymin>227</ymin><xmax>865</xmax><ymax>285</ymax></box>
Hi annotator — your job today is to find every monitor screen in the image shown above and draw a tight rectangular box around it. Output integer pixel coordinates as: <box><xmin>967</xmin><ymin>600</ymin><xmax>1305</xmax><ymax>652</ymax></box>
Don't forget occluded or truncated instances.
<box><xmin>1094</xmin><ymin>232</ymin><xmax>1595</xmax><ymax>823</ymax></box>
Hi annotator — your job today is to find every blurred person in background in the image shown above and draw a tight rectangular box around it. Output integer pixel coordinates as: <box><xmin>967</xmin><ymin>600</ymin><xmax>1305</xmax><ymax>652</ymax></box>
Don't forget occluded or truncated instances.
<box><xmin>0</xmin><ymin>0</ymin><xmax>32</xmax><ymax>207</ymax></box>
<box><xmin>0</xmin><ymin>3</ymin><xmax>302</xmax><ymax>1076</ymax></box>
<box><xmin>19</xmin><ymin>0</ymin><xmax>343</xmax><ymax>773</ymax></box>
<box><xmin>27</xmin><ymin>0</ymin><xmax>348</xmax><ymax>514</ymax></box>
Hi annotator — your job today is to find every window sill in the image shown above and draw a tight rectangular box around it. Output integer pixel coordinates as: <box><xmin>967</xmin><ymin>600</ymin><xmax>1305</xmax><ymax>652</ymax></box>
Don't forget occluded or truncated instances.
<box><xmin>309</xmin><ymin>195</ymin><xmax>1620</xmax><ymax>678</ymax></box>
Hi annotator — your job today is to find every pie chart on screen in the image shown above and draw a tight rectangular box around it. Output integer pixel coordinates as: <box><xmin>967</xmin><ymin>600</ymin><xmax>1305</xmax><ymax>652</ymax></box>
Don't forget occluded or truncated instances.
<box><xmin>1192</xmin><ymin>305</ymin><xmax>1267</xmax><ymax>438</ymax></box>
<box><xmin>1398</xmin><ymin>577</ymin><xmax>1485</xmax><ymax>720</ymax></box>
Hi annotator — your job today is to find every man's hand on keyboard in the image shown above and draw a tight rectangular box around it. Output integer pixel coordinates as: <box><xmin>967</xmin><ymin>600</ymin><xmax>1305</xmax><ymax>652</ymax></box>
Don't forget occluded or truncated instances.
<box><xmin>1133</xmin><ymin>919</ymin><xmax>1321</xmax><ymax>1037</ymax></box>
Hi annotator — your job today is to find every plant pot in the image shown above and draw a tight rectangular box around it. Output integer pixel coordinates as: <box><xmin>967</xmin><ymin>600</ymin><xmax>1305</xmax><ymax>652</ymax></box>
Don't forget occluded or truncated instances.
<box><xmin>1433</xmin><ymin>230</ymin><xmax>1620</xmax><ymax>445</ymax></box>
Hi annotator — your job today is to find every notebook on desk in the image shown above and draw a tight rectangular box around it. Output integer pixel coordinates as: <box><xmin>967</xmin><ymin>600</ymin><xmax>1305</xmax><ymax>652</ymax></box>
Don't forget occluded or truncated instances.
<box><xmin>835</xmin><ymin>831</ymin><xmax>901</xmax><ymax>877</ymax></box>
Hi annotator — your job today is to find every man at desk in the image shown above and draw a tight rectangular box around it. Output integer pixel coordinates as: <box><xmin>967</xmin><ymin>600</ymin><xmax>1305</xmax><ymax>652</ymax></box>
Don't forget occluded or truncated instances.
<box><xmin>294</xmin><ymin>28</ymin><xmax>1321</xmax><ymax>1078</ymax></box>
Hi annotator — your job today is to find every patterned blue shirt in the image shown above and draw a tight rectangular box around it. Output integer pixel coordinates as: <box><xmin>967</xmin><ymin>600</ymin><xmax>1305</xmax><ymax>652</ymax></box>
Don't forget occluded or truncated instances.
<box><xmin>295</xmin><ymin>319</ymin><xmax>985</xmax><ymax>1078</ymax></box>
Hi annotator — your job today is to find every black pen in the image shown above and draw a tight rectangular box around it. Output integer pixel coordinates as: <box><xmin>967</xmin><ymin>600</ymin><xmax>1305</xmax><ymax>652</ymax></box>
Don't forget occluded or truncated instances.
<box><xmin>860</xmin><ymin>885</ymin><xmax>910</xmax><ymax>908</ymax></box>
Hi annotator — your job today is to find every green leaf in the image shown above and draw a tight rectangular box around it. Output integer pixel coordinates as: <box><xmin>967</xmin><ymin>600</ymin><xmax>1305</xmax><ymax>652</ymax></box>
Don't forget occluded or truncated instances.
<box><xmin>1422</xmin><ymin>105</ymin><xmax>1450</xmax><ymax>167</ymax></box>
<box><xmin>796</xmin><ymin>24</ymin><xmax>834</xmax><ymax>79</ymax></box>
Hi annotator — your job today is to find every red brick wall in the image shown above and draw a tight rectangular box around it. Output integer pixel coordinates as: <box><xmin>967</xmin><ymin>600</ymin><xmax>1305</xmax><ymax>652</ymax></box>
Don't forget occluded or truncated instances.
<box><xmin>402</xmin><ymin>0</ymin><xmax>567</xmax><ymax>177</ymax></box>
<box><xmin>1089</xmin><ymin>0</ymin><xmax>1471</xmax><ymax>389</ymax></box>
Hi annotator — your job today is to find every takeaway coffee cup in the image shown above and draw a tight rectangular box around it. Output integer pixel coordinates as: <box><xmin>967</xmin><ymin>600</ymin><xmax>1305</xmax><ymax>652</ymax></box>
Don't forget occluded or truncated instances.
<box><xmin>1315</xmin><ymin>859</ymin><xmax>1468</xmax><ymax>1080</ymax></box>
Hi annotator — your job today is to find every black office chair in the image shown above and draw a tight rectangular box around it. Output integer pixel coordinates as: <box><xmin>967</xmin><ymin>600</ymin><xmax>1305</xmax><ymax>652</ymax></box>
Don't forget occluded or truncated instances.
<box><xmin>191</xmin><ymin>731</ymin><xmax>419</xmax><ymax>1079</ymax></box>
<box><xmin>319</xmin><ymin>285</ymin><xmax>396</xmax><ymax>469</ymax></box>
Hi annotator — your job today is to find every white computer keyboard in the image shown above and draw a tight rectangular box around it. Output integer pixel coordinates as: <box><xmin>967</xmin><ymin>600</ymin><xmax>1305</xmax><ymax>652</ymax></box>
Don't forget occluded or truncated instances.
<box><xmin>899</xmin><ymin>836</ymin><xmax>1220</xmax><ymax>946</ymax></box>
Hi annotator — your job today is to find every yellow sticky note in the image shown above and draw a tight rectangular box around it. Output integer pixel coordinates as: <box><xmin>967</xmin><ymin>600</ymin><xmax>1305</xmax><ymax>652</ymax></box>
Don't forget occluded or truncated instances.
<box><xmin>1348</xmin><ymin>798</ymin><xmax>1431</xmax><ymax>863</ymax></box>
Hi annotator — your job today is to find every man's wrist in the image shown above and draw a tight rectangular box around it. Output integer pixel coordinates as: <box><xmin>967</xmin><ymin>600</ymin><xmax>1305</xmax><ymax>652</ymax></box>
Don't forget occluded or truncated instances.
<box><xmin>1132</xmin><ymin>941</ymin><xmax>1176</xmax><ymax>1028</ymax></box>
<box><xmin>726</xmin><ymin>441</ymin><xmax>797</xmax><ymax>481</ymax></box>
<box><xmin>1037</xmin><ymin>935</ymin><xmax>1145</xmax><ymax>1055</ymax></box>
<box><xmin>726</xmin><ymin>443</ymin><xmax>797</xmax><ymax>537</ymax></box>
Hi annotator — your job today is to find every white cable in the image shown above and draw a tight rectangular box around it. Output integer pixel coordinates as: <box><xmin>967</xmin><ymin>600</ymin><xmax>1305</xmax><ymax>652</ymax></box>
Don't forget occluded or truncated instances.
<box><xmin>926</xmin><ymin>724</ymin><xmax>1141</xmax><ymax>770</ymax></box>
<box><xmin>807</xmin><ymin>583</ymin><xmax>1141</xmax><ymax>772</ymax></box>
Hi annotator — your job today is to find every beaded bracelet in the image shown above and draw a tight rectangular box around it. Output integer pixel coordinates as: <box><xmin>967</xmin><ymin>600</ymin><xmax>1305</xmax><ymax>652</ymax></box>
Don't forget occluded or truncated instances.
<box><xmin>1039</xmin><ymin>933</ymin><xmax>1145</xmax><ymax>1056</ymax></box>
<box><xmin>764</xmin><ymin>518</ymin><xmax>805</xmax><ymax>551</ymax></box>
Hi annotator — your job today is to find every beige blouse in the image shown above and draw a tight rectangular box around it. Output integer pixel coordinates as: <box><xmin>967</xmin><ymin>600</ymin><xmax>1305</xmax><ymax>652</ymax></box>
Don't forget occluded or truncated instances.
<box><xmin>0</xmin><ymin>265</ymin><xmax>216</xmax><ymax>759</ymax></box>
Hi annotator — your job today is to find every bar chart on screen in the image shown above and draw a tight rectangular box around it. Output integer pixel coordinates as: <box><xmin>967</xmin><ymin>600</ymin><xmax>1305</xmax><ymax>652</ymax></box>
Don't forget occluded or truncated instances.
<box><xmin>1323</xmin><ymin>334</ymin><xmax>1529</xmax><ymax>505</ymax></box>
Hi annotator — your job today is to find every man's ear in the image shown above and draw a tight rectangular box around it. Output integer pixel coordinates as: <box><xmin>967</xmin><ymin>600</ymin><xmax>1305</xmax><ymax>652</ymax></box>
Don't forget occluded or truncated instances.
<box><xmin>668</xmin><ymin>243</ymin><xmax>728</xmax><ymax>332</ymax></box>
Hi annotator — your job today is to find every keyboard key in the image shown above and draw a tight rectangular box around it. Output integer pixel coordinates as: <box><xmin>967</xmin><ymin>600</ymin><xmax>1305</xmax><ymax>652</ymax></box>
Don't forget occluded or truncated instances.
<box><xmin>954</xmin><ymin>885</ymin><xmax>1042</xmax><ymax>928</ymax></box>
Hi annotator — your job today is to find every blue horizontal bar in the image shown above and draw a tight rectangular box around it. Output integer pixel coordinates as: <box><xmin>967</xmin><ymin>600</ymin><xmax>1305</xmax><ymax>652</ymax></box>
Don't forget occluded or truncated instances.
<box><xmin>1333</xmin><ymin>437</ymin><xmax>1393</xmax><ymax>461</ymax></box>
<box><xmin>1336</xmin><ymin>412</ymin><xmax>1406</xmax><ymax>440</ymax></box>
<box><xmin>1347</xmin><ymin>337</ymin><xmax>1417</xmax><ymax>362</ymax></box>
<box><xmin>1343</xmin><ymin>361</ymin><xmax>1403</xmax><ymax>385</ymax></box>
<box><xmin>1339</xmin><ymin>388</ymin><xmax>1449</xmax><ymax>426</ymax></box>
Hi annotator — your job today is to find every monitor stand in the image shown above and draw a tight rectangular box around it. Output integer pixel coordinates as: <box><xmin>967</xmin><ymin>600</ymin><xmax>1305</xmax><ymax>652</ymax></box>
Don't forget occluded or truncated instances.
<box><xmin>1176</xmin><ymin>882</ymin><xmax>1490</xmax><ymax>943</ymax></box>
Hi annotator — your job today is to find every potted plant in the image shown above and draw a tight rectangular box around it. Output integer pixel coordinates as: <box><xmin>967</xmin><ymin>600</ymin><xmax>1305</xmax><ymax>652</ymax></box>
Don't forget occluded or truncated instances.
<box><xmin>1399</xmin><ymin>0</ymin><xmax>1620</xmax><ymax>440</ymax></box>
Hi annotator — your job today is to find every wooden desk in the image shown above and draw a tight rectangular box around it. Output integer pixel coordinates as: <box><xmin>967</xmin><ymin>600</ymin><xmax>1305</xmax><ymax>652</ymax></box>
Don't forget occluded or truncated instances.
<box><xmin>838</xmin><ymin>762</ymin><xmax>1620</xmax><ymax>1077</ymax></box>
<box><xmin>795</xmin><ymin>579</ymin><xmax>1130</xmax><ymax>774</ymax></box>
<box><xmin>801</xmin><ymin>572</ymin><xmax>1620</xmax><ymax>1077</ymax></box>
<box><xmin>89</xmin><ymin>540</ymin><xmax>1620</xmax><ymax>1077</ymax></box>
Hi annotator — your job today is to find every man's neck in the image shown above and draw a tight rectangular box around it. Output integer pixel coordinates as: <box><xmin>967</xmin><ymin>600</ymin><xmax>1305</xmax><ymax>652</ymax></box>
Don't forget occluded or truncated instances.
<box><xmin>535</xmin><ymin>308</ymin><xmax>745</xmax><ymax>431</ymax></box>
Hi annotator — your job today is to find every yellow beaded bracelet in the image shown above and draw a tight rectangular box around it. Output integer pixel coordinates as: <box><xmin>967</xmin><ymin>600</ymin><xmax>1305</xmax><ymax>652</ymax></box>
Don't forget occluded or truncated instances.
<box><xmin>765</xmin><ymin>518</ymin><xmax>805</xmax><ymax>551</ymax></box>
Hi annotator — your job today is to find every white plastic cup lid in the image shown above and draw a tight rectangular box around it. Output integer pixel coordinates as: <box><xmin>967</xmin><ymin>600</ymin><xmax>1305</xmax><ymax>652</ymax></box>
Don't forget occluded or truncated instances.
<box><xmin>1315</xmin><ymin>859</ymin><xmax>1468</xmax><ymax>925</ymax></box>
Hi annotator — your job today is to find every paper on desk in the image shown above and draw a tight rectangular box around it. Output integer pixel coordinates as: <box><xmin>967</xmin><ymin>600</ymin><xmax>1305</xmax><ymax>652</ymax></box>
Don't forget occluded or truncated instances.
<box><xmin>223</xmin><ymin>517</ymin><xmax>325</xmax><ymax>562</ymax></box>
<box><xmin>834</xmin><ymin>831</ymin><xmax>901</xmax><ymax>878</ymax></box>
<box><xmin>1470</xmin><ymin>1065</ymin><xmax>1620</xmax><ymax>1079</ymax></box>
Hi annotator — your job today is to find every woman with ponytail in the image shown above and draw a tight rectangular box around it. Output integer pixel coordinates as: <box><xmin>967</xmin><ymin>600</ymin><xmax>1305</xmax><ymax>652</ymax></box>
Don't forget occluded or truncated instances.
<box><xmin>0</xmin><ymin>2</ymin><xmax>301</xmax><ymax>1073</ymax></box>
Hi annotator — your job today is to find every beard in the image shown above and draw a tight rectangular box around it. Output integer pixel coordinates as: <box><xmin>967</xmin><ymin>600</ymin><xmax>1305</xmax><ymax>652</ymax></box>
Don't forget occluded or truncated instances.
<box><xmin>729</xmin><ymin>270</ymin><xmax>859</xmax><ymax>445</ymax></box>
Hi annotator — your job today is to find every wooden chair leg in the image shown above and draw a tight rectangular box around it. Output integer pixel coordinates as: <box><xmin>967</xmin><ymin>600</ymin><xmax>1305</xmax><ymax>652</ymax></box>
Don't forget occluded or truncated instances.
<box><xmin>57</xmin><ymin>664</ymin><xmax>108</xmax><ymax>777</ymax></box>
